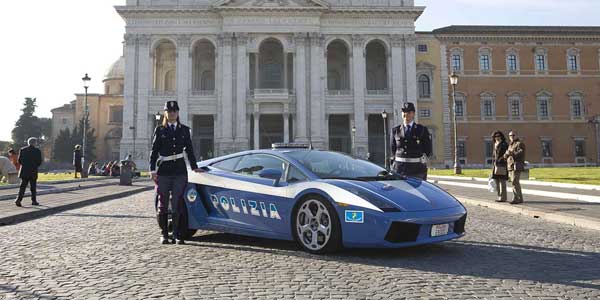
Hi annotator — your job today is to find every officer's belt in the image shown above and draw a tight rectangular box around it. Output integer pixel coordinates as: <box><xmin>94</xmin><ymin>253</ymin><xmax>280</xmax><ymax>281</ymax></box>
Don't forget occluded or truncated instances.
<box><xmin>395</xmin><ymin>157</ymin><xmax>426</xmax><ymax>163</ymax></box>
<box><xmin>158</xmin><ymin>153</ymin><xmax>184</xmax><ymax>163</ymax></box>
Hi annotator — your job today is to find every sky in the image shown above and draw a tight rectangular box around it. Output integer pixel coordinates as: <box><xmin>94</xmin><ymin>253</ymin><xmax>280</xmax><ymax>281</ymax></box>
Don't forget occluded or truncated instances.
<box><xmin>1</xmin><ymin>0</ymin><xmax>599</xmax><ymax>141</ymax></box>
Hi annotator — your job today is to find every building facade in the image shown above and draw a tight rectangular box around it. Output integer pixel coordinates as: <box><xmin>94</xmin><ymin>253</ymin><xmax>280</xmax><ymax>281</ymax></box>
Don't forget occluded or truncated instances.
<box><xmin>116</xmin><ymin>0</ymin><xmax>424</xmax><ymax>169</ymax></box>
<box><xmin>435</xmin><ymin>26</ymin><xmax>600</xmax><ymax>167</ymax></box>
<box><xmin>50</xmin><ymin>57</ymin><xmax>125</xmax><ymax>163</ymax></box>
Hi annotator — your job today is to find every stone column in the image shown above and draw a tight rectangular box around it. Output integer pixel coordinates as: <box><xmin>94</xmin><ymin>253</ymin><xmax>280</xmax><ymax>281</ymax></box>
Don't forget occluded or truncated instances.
<box><xmin>391</xmin><ymin>35</ymin><xmax>405</xmax><ymax>127</ymax></box>
<box><xmin>254</xmin><ymin>53</ymin><xmax>260</xmax><ymax>89</ymax></box>
<box><xmin>219</xmin><ymin>33</ymin><xmax>234</xmax><ymax>154</ymax></box>
<box><xmin>404</xmin><ymin>34</ymin><xmax>418</xmax><ymax>110</ymax></box>
<box><xmin>135</xmin><ymin>34</ymin><xmax>152</xmax><ymax>166</ymax></box>
<box><xmin>309</xmin><ymin>32</ymin><xmax>324</xmax><ymax>148</ymax></box>
<box><xmin>283</xmin><ymin>112</ymin><xmax>290</xmax><ymax>143</ymax></box>
<box><xmin>294</xmin><ymin>33</ymin><xmax>308</xmax><ymax>143</ymax></box>
<box><xmin>176</xmin><ymin>35</ymin><xmax>192</xmax><ymax>125</ymax></box>
<box><xmin>352</xmin><ymin>34</ymin><xmax>367</xmax><ymax>157</ymax></box>
<box><xmin>120</xmin><ymin>33</ymin><xmax>137</xmax><ymax>161</ymax></box>
<box><xmin>283</xmin><ymin>52</ymin><xmax>288</xmax><ymax>90</ymax></box>
<box><xmin>440</xmin><ymin>43</ymin><xmax>453</xmax><ymax>165</ymax></box>
<box><xmin>253</xmin><ymin>111</ymin><xmax>260</xmax><ymax>149</ymax></box>
<box><xmin>235</xmin><ymin>33</ymin><xmax>249</xmax><ymax>150</ymax></box>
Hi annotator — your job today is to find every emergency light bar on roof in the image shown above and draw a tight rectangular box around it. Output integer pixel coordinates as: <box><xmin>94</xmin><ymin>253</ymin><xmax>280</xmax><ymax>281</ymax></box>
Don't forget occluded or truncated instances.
<box><xmin>272</xmin><ymin>143</ymin><xmax>310</xmax><ymax>149</ymax></box>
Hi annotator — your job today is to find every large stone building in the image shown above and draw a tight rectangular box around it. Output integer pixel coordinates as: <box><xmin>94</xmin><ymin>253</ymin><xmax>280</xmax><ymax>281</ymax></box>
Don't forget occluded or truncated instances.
<box><xmin>434</xmin><ymin>26</ymin><xmax>600</xmax><ymax>167</ymax></box>
<box><xmin>50</xmin><ymin>57</ymin><xmax>125</xmax><ymax>163</ymax></box>
<box><xmin>116</xmin><ymin>0</ymin><xmax>425</xmax><ymax>169</ymax></box>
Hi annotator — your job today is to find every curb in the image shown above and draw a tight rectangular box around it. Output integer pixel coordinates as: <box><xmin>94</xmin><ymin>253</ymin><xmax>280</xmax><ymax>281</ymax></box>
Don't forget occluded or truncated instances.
<box><xmin>429</xmin><ymin>175</ymin><xmax>600</xmax><ymax>191</ymax></box>
<box><xmin>0</xmin><ymin>185</ymin><xmax>154</xmax><ymax>226</ymax></box>
<box><xmin>0</xmin><ymin>177</ymin><xmax>115</xmax><ymax>190</ymax></box>
<box><xmin>0</xmin><ymin>178</ymin><xmax>150</xmax><ymax>201</ymax></box>
<box><xmin>457</xmin><ymin>196</ymin><xmax>600</xmax><ymax>231</ymax></box>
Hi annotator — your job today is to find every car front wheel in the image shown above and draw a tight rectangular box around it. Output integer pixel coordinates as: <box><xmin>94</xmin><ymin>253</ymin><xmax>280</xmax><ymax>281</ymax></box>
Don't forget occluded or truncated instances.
<box><xmin>293</xmin><ymin>196</ymin><xmax>342</xmax><ymax>254</ymax></box>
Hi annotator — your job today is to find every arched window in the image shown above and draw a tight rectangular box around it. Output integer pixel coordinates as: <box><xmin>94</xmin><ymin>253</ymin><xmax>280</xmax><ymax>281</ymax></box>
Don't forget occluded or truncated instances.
<box><xmin>326</xmin><ymin>40</ymin><xmax>350</xmax><ymax>91</ymax></box>
<box><xmin>153</xmin><ymin>39</ymin><xmax>177</xmax><ymax>92</ymax></box>
<box><xmin>418</xmin><ymin>75</ymin><xmax>431</xmax><ymax>98</ymax></box>
<box><xmin>192</xmin><ymin>39</ymin><xmax>216</xmax><ymax>92</ymax></box>
<box><xmin>365</xmin><ymin>40</ymin><xmax>388</xmax><ymax>91</ymax></box>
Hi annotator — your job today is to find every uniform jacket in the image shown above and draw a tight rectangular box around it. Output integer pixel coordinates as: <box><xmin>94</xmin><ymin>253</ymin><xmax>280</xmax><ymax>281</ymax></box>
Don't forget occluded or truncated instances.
<box><xmin>149</xmin><ymin>123</ymin><xmax>198</xmax><ymax>176</ymax></box>
<box><xmin>18</xmin><ymin>145</ymin><xmax>42</xmax><ymax>179</ymax></box>
<box><xmin>390</xmin><ymin>123</ymin><xmax>432</xmax><ymax>159</ymax></box>
<box><xmin>505</xmin><ymin>138</ymin><xmax>526</xmax><ymax>171</ymax></box>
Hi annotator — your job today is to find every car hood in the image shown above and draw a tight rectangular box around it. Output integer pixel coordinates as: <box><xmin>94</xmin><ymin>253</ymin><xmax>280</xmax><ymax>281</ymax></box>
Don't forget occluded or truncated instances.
<box><xmin>321</xmin><ymin>177</ymin><xmax>461</xmax><ymax>212</ymax></box>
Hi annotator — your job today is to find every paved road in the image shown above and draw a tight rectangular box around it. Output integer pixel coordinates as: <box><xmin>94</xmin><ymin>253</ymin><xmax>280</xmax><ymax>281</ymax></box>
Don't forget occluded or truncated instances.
<box><xmin>1</xmin><ymin>191</ymin><xmax>599</xmax><ymax>299</ymax></box>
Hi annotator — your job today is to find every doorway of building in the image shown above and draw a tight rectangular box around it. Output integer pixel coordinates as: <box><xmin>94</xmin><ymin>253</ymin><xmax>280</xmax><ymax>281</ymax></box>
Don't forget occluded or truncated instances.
<box><xmin>192</xmin><ymin>115</ymin><xmax>214</xmax><ymax>161</ymax></box>
<box><xmin>368</xmin><ymin>114</ymin><xmax>385</xmax><ymax>166</ymax></box>
<box><xmin>328</xmin><ymin>115</ymin><xmax>351</xmax><ymax>154</ymax></box>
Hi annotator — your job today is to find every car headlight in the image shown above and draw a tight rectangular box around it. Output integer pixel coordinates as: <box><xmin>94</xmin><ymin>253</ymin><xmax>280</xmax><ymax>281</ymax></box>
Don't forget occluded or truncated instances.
<box><xmin>347</xmin><ymin>188</ymin><xmax>401</xmax><ymax>212</ymax></box>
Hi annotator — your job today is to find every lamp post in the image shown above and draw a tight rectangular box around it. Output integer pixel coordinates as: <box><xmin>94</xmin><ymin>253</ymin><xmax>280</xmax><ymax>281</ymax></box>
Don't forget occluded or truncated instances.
<box><xmin>81</xmin><ymin>73</ymin><xmax>91</xmax><ymax>178</ymax></box>
<box><xmin>449</xmin><ymin>72</ymin><xmax>462</xmax><ymax>174</ymax></box>
<box><xmin>351</xmin><ymin>126</ymin><xmax>356</xmax><ymax>156</ymax></box>
<box><xmin>382</xmin><ymin>110</ymin><xmax>388</xmax><ymax>170</ymax></box>
<box><xmin>589</xmin><ymin>115</ymin><xmax>600</xmax><ymax>166</ymax></box>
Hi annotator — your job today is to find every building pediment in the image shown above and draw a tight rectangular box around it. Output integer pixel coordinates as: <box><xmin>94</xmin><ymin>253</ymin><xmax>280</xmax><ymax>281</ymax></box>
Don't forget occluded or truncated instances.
<box><xmin>214</xmin><ymin>0</ymin><xmax>329</xmax><ymax>10</ymax></box>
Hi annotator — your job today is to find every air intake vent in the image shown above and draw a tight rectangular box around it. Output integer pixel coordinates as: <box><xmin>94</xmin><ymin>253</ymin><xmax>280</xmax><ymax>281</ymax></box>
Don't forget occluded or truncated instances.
<box><xmin>384</xmin><ymin>222</ymin><xmax>420</xmax><ymax>243</ymax></box>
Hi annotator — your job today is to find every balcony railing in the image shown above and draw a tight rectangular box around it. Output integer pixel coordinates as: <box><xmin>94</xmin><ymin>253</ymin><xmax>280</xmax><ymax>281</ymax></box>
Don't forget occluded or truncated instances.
<box><xmin>151</xmin><ymin>90</ymin><xmax>176</xmax><ymax>97</ymax></box>
<box><xmin>367</xmin><ymin>89</ymin><xmax>391</xmax><ymax>95</ymax></box>
<box><xmin>190</xmin><ymin>89</ymin><xmax>216</xmax><ymax>96</ymax></box>
<box><xmin>249</xmin><ymin>89</ymin><xmax>295</xmax><ymax>97</ymax></box>
<box><xmin>326</xmin><ymin>89</ymin><xmax>352</xmax><ymax>96</ymax></box>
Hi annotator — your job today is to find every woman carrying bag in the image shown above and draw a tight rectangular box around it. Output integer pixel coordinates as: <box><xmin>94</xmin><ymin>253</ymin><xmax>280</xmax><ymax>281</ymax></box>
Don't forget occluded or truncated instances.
<box><xmin>491</xmin><ymin>131</ymin><xmax>509</xmax><ymax>202</ymax></box>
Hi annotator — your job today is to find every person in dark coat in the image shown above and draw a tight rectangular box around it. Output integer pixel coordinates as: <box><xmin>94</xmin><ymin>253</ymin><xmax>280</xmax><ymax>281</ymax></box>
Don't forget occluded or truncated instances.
<box><xmin>150</xmin><ymin>100</ymin><xmax>203</xmax><ymax>245</ymax></box>
<box><xmin>14</xmin><ymin>137</ymin><xmax>43</xmax><ymax>207</ymax></box>
<box><xmin>73</xmin><ymin>145</ymin><xmax>82</xmax><ymax>178</ymax></box>
<box><xmin>491</xmin><ymin>131</ymin><xmax>509</xmax><ymax>202</ymax></box>
<box><xmin>390</xmin><ymin>102</ymin><xmax>432</xmax><ymax>180</ymax></box>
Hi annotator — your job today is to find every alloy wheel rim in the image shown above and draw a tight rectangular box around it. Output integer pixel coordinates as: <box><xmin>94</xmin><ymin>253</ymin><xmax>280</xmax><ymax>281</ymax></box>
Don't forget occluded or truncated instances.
<box><xmin>296</xmin><ymin>199</ymin><xmax>332</xmax><ymax>251</ymax></box>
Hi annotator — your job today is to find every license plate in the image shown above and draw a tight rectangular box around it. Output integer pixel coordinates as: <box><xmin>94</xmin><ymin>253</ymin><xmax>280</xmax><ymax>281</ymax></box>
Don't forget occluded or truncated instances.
<box><xmin>431</xmin><ymin>224</ymin><xmax>449</xmax><ymax>237</ymax></box>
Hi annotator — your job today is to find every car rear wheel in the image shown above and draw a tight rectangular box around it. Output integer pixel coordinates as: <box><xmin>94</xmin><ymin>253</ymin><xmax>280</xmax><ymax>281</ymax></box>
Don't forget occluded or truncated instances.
<box><xmin>293</xmin><ymin>196</ymin><xmax>342</xmax><ymax>254</ymax></box>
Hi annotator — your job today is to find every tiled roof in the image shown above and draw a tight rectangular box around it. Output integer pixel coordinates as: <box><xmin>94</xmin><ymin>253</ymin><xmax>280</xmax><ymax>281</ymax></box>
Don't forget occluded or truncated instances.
<box><xmin>432</xmin><ymin>25</ymin><xmax>600</xmax><ymax>35</ymax></box>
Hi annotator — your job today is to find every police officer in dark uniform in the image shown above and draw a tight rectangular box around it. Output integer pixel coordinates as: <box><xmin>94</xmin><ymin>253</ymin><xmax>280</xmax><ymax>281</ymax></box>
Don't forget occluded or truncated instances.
<box><xmin>150</xmin><ymin>100</ymin><xmax>202</xmax><ymax>245</ymax></box>
<box><xmin>390</xmin><ymin>102</ymin><xmax>432</xmax><ymax>180</ymax></box>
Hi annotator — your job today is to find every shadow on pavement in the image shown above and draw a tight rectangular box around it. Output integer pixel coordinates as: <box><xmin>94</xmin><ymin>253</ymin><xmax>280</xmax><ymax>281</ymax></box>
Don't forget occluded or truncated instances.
<box><xmin>188</xmin><ymin>232</ymin><xmax>600</xmax><ymax>291</ymax></box>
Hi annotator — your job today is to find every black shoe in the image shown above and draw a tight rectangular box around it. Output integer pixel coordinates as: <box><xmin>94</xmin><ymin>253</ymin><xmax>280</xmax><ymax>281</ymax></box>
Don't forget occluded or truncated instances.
<box><xmin>32</xmin><ymin>201</ymin><xmax>40</xmax><ymax>206</ymax></box>
<box><xmin>15</xmin><ymin>200</ymin><xmax>22</xmax><ymax>207</ymax></box>
<box><xmin>509</xmin><ymin>199</ymin><xmax>523</xmax><ymax>205</ymax></box>
<box><xmin>176</xmin><ymin>239</ymin><xmax>185</xmax><ymax>245</ymax></box>
<box><xmin>160</xmin><ymin>236</ymin><xmax>170</xmax><ymax>244</ymax></box>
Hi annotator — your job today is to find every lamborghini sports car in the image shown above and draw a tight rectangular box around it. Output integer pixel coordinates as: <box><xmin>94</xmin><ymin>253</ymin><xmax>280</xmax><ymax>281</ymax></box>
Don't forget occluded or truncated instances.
<box><xmin>181</xmin><ymin>144</ymin><xmax>467</xmax><ymax>254</ymax></box>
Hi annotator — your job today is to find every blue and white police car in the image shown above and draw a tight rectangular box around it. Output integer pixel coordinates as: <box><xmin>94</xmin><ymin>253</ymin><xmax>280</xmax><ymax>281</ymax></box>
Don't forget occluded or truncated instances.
<box><xmin>182</xmin><ymin>143</ymin><xmax>466</xmax><ymax>254</ymax></box>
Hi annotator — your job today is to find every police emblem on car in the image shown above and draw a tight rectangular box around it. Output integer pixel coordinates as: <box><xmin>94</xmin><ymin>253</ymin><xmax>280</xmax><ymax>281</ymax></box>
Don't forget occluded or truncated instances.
<box><xmin>344</xmin><ymin>210</ymin><xmax>364</xmax><ymax>223</ymax></box>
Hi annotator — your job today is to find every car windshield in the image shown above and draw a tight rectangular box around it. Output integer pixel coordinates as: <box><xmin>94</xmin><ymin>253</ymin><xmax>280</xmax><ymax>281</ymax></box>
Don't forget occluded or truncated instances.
<box><xmin>286</xmin><ymin>151</ymin><xmax>398</xmax><ymax>180</ymax></box>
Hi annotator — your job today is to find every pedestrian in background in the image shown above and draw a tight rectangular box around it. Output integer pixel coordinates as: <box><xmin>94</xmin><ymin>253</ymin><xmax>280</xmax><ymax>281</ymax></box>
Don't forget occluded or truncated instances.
<box><xmin>88</xmin><ymin>162</ymin><xmax>98</xmax><ymax>176</ymax></box>
<box><xmin>14</xmin><ymin>137</ymin><xmax>42</xmax><ymax>207</ymax></box>
<box><xmin>491</xmin><ymin>131</ymin><xmax>509</xmax><ymax>202</ymax></box>
<box><xmin>504</xmin><ymin>131</ymin><xmax>526</xmax><ymax>204</ymax></box>
<box><xmin>8</xmin><ymin>149</ymin><xmax>20</xmax><ymax>172</ymax></box>
<box><xmin>73</xmin><ymin>145</ymin><xmax>82</xmax><ymax>178</ymax></box>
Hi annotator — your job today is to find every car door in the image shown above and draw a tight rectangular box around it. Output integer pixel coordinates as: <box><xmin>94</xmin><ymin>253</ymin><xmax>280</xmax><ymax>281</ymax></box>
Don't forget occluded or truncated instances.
<box><xmin>225</xmin><ymin>154</ymin><xmax>292</xmax><ymax>235</ymax></box>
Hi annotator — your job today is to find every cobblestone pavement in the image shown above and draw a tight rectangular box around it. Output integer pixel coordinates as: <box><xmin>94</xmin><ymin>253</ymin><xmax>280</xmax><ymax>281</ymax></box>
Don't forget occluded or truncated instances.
<box><xmin>1</xmin><ymin>191</ymin><xmax>599</xmax><ymax>299</ymax></box>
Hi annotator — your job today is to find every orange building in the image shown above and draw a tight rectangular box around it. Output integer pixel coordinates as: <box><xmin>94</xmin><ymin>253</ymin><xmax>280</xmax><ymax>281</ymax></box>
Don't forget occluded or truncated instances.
<box><xmin>434</xmin><ymin>26</ymin><xmax>600</xmax><ymax>167</ymax></box>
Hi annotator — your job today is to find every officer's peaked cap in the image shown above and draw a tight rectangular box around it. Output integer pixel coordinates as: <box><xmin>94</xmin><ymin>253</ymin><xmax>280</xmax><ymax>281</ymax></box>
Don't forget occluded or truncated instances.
<box><xmin>401</xmin><ymin>102</ymin><xmax>416</xmax><ymax>112</ymax></box>
<box><xmin>164</xmin><ymin>100</ymin><xmax>180</xmax><ymax>111</ymax></box>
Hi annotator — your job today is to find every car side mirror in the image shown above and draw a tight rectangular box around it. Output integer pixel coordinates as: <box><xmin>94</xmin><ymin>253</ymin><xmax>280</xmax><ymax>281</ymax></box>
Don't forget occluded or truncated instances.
<box><xmin>258</xmin><ymin>169</ymin><xmax>282</xmax><ymax>186</ymax></box>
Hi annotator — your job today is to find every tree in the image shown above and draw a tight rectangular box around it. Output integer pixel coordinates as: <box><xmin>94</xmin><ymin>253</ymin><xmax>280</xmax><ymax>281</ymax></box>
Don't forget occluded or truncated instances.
<box><xmin>52</xmin><ymin>128</ymin><xmax>73</xmax><ymax>163</ymax></box>
<box><xmin>71</xmin><ymin>117</ymin><xmax>97</xmax><ymax>162</ymax></box>
<box><xmin>11</xmin><ymin>98</ymin><xmax>42</xmax><ymax>149</ymax></box>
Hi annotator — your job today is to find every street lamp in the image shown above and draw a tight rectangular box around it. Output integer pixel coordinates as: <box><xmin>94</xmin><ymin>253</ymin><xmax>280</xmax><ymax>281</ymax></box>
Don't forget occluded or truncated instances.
<box><xmin>351</xmin><ymin>126</ymin><xmax>356</xmax><ymax>156</ymax></box>
<box><xmin>449</xmin><ymin>72</ymin><xmax>462</xmax><ymax>174</ymax></box>
<box><xmin>81</xmin><ymin>73</ymin><xmax>91</xmax><ymax>178</ymax></box>
<box><xmin>382</xmin><ymin>110</ymin><xmax>389</xmax><ymax>170</ymax></box>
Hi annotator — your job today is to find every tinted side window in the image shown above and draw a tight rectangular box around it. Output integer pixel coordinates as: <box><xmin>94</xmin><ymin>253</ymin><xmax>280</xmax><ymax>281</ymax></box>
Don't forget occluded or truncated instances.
<box><xmin>234</xmin><ymin>154</ymin><xmax>286</xmax><ymax>179</ymax></box>
<box><xmin>211</xmin><ymin>156</ymin><xmax>242</xmax><ymax>172</ymax></box>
